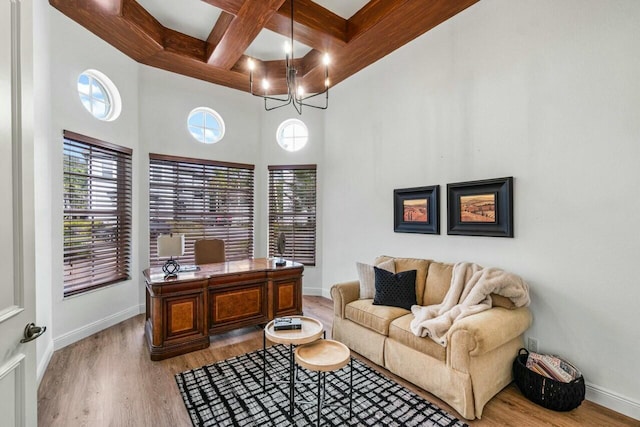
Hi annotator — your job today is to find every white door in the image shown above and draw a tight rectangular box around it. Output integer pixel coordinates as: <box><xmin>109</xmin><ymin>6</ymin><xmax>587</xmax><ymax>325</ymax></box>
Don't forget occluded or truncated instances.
<box><xmin>0</xmin><ymin>0</ymin><xmax>38</xmax><ymax>426</ymax></box>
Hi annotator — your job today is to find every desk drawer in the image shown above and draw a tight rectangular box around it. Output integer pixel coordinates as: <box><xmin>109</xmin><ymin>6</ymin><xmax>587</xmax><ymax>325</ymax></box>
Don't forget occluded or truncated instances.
<box><xmin>209</xmin><ymin>281</ymin><xmax>268</xmax><ymax>331</ymax></box>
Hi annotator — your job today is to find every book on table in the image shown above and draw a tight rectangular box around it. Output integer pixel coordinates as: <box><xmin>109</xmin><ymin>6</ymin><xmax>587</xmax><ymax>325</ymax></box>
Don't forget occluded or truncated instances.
<box><xmin>274</xmin><ymin>317</ymin><xmax>302</xmax><ymax>330</ymax></box>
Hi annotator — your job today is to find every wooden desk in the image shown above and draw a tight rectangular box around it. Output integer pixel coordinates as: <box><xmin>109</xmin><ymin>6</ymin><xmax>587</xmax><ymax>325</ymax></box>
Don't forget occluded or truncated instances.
<box><xmin>143</xmin><ymin>258</ymin><xmax>303</xmax><ymax>361</ymax></box>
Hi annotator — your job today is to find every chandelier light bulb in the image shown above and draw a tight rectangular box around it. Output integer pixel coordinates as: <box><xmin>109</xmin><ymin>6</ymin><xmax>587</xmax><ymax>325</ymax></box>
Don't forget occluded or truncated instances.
<box><xmin>262</xmin><ymin>79</ymin><xmax>270</xmax><ymax>90</ymax></box>
<box><xmin>297</xmin><ymin>85</ymin><xmax>305</xmax><ymax>96</ymax></box>
<box><xmin>247</xmin><ymin>58</ymin><xmax>255</xmax><ymax>71</ymax></box>
<box><xmin>323</xmin><ymin>53</ymin><xmax>330</xmax><ymax>66</ymax></box>
<box><xmin>284</xmin><ymin>40</ymin><xmax>291</xmax><ymax>55</ymax></box>
<box><xmin>325</xmin><ymin>78</ymin><xmax>330</xmax><ymax>87</ymax></box>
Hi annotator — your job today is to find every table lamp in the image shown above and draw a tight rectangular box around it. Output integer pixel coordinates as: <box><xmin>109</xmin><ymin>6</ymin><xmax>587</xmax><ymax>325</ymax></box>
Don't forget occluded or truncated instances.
<box><xmin>158</xmin><ymin>233</ymin><xmax>185</xmax><ymax>278</ymax></box>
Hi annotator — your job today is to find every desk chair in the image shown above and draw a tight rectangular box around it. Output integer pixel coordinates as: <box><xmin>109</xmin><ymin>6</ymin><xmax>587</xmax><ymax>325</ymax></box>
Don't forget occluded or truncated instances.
<box><xmin>194</xmin><ymin>239</ymin><xmax>226</xmax><ymax>265</ymax></box>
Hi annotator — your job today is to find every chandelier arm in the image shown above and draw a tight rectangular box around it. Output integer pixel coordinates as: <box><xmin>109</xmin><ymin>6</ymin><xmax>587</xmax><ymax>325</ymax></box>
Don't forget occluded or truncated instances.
<box><xmin>252</xmin><ymin>92</ymin><xmax>292</xmax><ymax>103</ymax></box>
<box><xmin>265</xmin><ymin>97</ymin><xmax>294</xmax><ymax>111</ymax></box>
<box><xmin>298</xmin><ymin>87</ymin><xmax>328</xmax><ymax>102</ymax></box>
<box><xmin>292</xmin><ymin>98</ymin><xmax>302</xmax><ymax>115</ymax></box>
<box><xmin>297</xmin><ymin>99</ymin><xmax>328</xmax><ymax>110</ymax></box>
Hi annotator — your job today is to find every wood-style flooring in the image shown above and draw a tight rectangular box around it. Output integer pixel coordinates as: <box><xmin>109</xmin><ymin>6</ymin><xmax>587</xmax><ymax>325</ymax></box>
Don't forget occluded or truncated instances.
<box><xmin>38</xmin><ymin>296</ymin><xmax>638</xmax><ymax>426</ymax></box>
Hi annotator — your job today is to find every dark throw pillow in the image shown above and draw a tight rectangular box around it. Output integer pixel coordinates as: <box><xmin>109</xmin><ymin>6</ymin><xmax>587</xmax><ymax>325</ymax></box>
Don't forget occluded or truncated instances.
<box><xmin>372</xmin><ymin>267</ymin><xmax>417</xmax><ymax>310</ymax></box>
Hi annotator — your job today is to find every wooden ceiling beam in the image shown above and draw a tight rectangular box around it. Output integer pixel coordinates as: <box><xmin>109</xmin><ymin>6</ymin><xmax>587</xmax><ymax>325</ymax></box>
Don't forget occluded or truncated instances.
<box><xmin>120</xmin><ymin>0</ymin><xmax>163</xmax><ymax>50</ymax></box>
<box><xmin>266</xmin><ymin>0</ymin><xmax>347</xmax><ymax>52</ymax></box>
<box><xmin>202</xmin><ymin>0</ymin><xmax>346</xmax><ymax>54</ymax></box>
<box><xmin>164</xmin><ymin>28</ymin><xmax>207</xmax><ymax>61</ymax></box>
<box><xmin>206</xmin><ymin>12</ymin><xmax>235</xmax><ymax>61</ymax></box>
<box><xmin>50</xmin><ymin>0</ymin><xmax>482</xmax><ymax>96</ymax></box>
<box><xmin>49</xmin><ymin>0</ymin><xmax>123</xmax><ymax>15</ymax></box>
<box><xmin>347</xmin><ymin>0</ymin><xmax>409</xmax><ymax>41</ymax></box>
<box><xmin>144</xmin><ymin>50</ymin><xmax>250</xmax><ymax>92</ymax></box>
<box><xmin>200</xmin><ymin>0</ymin><xmax>243</xmax><ymax>16</ymax></box>
<box><xmin>50</xmin><ymin>0</ymin><xmax>164</xmax><ymax>62</ymax></box>
<box><xmin>207</xmin><ymin>0</ymin><xmax>287</xmax><ymax>69</ymax></box>
<box><xmin>331</xmin><ymin>0</ymin><xmax>480</xmax><ymax>88</ymax></box>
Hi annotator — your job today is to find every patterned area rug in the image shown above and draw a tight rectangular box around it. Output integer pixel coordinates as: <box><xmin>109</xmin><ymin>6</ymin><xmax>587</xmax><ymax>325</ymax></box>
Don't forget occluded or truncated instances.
<box><xmin>175</xmin><ymin>344</ymin><xmax>468</xmax><ymax>427</ymax></box>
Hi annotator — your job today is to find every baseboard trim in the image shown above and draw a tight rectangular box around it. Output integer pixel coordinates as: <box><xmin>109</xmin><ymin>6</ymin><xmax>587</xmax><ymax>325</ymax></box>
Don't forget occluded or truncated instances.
<box><xmin>586</xmin><ymin>382</ymin><xmax>640</xmax><ymax>421</ymax></box>
<box><xmin>302</xmin><ymin>286</ymin><xmax>324</xmax><ymax>296</ymax></box>
<box><xmin>36</xmin><ymin>339</ymin><xmax>54</xmax><ymax>385</ymax></box>
<box><xmin>303</xmin><ymin>288</ymin><xmax>332</xmax><ymax>299</ymax></box>
<box><xmin>53</xmin><ymin>305</ymin><xmax>140</xmax><ymax>351</ymax></box>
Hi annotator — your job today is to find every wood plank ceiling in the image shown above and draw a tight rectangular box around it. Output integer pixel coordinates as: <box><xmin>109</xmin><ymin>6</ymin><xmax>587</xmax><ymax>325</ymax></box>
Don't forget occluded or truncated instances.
<box><xmin>49</xmin><ymin>0</ymin><xmax>480</xmax><ymax>95</ymax></box>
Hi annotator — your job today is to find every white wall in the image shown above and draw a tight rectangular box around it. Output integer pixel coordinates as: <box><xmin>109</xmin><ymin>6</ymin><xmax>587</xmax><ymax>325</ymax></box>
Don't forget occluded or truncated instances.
<box><xmin>48</xmin><ymin>10</ymin><xmax>142</xmax><ymax>349</ymax></box>
<box><xmin>323</xmin><ymin>0</ymin><xmax>640</xmax><ymax>419</ymax></box>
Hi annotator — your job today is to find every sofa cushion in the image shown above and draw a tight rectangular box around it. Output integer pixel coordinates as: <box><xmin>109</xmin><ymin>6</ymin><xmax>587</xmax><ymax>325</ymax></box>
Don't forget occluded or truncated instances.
<box><xmin>388</xmin><ymin>314</ymin><xmax>446</xmax><ymax>362</ymax></box>
<box><xmin>375</xmin><ymin>256</ymin><xmax>431</xmax><ymax>303</ymax></box>
<box><xmin>345</xmin><ymin>299</ymin><xmax>409</xmax><ymax>336</ymax></box>
<box><xmin>373</xmin><ymin>267</ymin><xmax>417</xmax><ymax>310</ymax></box>
<box><xmin>356</xmin><ymin>258</ymin><xmax>396</xmax><ymax>299</ymax></box>
<box><xmin>423</xmin><ymin>262</ymin><xmax>453</xmax><ymax>306</ymax></box>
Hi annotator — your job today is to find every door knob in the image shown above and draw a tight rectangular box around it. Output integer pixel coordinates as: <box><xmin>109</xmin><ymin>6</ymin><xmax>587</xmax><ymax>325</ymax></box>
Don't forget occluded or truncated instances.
<box><xmin>20</xmin><ymin>323</ymin><xmax>46</xmax><ymax>343</ymax></box>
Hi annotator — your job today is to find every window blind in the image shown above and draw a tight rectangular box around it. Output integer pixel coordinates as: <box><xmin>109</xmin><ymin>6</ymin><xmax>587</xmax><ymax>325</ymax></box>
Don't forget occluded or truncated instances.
<box><xmin>268</xmin><ymin>165</ymin><xmax>317</xmax><ymax>266</ymax></box>
<box><xmin>63</xmin><ymin>130</ymin><xmax>132</xmax><ymax>297</ymax></box>
<box><xmin>149</xmin><ymin>154</ymin><xmax>255</xmax><ymax>265</ymax></box>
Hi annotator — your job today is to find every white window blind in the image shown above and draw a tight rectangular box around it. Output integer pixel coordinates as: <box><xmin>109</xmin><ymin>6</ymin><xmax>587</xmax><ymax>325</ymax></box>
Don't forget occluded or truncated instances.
<box><xmin>268</xmin><ymin>165</ymin><xmax>317</xmax><ymax>266</ymax></box>
<box><xmin>63</xmin><ymin>130</ymin><xmax>132</xmax><ymax>296</ymax></box>
<box><xmin>149</xmin><ymin>154</ymin><xmax>255</xmax><ymax>265</ymax></box>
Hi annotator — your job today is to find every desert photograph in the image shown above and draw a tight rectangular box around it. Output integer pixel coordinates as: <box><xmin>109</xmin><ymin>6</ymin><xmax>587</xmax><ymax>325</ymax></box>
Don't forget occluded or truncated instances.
<box><xmin>403</xmin><ymin>199</ymin><xmax>428</xmax><ymax>222</ymax></box>
<box><xmin>460</xmin><ymin>194</ymin><xmax>496</xmax><ymax>223</ymax></box>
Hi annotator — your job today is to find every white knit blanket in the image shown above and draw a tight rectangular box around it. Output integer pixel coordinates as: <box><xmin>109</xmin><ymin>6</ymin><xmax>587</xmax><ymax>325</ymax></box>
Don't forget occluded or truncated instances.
<box><xmin>410</xmin><ymin>262</ymin><xmax>530</xmax><ymax>346</ymax></box>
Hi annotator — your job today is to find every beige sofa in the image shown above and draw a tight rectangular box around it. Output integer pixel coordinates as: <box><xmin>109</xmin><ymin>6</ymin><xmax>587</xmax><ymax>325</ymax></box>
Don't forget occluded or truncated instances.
<box><xmin>330</xmin><ymin>256</ymin><xmax>532</xmax><ymax>420</ymax></box>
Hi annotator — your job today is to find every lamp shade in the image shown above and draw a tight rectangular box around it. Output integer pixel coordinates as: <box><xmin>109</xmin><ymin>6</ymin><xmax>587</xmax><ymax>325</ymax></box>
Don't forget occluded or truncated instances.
<box><xmin>157</xmin><ymin>234</ymin><xmax>185</xmax><ymax>258</ymax></box>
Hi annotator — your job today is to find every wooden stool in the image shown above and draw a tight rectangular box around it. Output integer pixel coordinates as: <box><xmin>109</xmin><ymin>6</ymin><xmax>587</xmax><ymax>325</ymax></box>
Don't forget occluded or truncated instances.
<box><xmin>294</xmin><ymin>339</ymin><xmax>353</xmax><ymax>426</ymax></box>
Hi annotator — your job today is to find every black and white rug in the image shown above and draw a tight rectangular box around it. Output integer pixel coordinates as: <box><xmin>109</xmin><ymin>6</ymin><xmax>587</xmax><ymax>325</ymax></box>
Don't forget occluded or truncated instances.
<box><xmin>175</xmin><ymin>344</ymin><xmax>468</xmax><ymax>427</ymax></box>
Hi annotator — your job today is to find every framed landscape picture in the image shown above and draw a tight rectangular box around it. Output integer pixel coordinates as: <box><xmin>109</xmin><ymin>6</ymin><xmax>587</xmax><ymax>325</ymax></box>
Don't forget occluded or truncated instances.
<box><xmin>394</xmin><ymin>185</ymin><xmax>440</xmax><ymax>234</ymax></box>
<box><xmin>447</xmin><ymin>177</ymin><xmax>513</xmax><ymax>237</ymax></box>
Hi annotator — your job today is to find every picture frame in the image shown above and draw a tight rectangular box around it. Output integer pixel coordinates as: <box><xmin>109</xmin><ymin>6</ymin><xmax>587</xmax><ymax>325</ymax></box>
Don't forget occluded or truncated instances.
<box><xmin>394</xmin><ymin>185</ymin><xmax>440</xmax><ymax>234</ymax></box>
<box><xmin>447</xmin><ymin>177</ymin><xmax>513</xmax><ymax>237</ymax></box>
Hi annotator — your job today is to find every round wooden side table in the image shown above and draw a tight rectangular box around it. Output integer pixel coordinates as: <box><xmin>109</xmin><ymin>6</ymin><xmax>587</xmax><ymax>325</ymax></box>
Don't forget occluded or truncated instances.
<box><xmin>263</xmin><ymin>316</ymin><xmax>325</xmax><ymax>417</ymax></box>
<box><xmin>295</xmin><ymin>339</ymin><xmax>353</xmax><ymax>426</ymax></box>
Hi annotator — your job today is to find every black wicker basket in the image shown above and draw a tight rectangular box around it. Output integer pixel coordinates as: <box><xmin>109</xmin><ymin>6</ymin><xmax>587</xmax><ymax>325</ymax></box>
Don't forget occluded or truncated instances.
<box><xmin>513</xmin><ymin>348</ymin><xmax>585</xmax><ymax>411</ymax></box>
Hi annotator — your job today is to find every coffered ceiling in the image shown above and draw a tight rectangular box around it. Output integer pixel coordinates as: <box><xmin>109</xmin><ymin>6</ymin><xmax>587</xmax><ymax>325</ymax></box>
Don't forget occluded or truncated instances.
<box><xmin>50</xmin><ymin>0</ymin><xmax>480</xmax><ymax>95</ymax></box>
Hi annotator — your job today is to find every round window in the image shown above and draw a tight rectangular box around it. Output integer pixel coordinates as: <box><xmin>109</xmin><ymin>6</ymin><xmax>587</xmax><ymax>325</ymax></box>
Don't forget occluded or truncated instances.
<box><xmin>187</xmin><ymin>107</ymin><xmax>225</xmax><ymax>144</ymax></box>
<box><xmin>77</xmin><ymin>69</ymin><xmax>121</xmax><ymax>121</ymax></box>
<box><xmin>276</xmin><ymin>119</ymin><xmax>308</xmax><ymax>152</ymax></box>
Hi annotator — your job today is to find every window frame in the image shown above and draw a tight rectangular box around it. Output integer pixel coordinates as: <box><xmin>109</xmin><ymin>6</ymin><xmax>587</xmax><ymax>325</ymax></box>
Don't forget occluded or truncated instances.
<box><xmin>77</xmin><ymin>69</ymin><xmax>122</xmax><ymax>122</ymax></box>
<box><xmin>276</xmin><ymin>119</ymin><xmax>308</xmax><ymax>152</ymax></box>
<box><xmin>148</xmin><ymin>154</ymin><xmax>255</xmax><ymax>266</ymax></box>
<box><xmin>268</xmin><ymin>164</ymin><xmax>317</xmax><ymax>266</ymax></box>
<box><xmin>187</xmin><ymin>107</ymin><xmax>226</xmax><ymax>144</ymax></box>
<box><xmin>63</xmin><ymin>130</ymin><xmax>132</xmax><ymax>297</ymax></box>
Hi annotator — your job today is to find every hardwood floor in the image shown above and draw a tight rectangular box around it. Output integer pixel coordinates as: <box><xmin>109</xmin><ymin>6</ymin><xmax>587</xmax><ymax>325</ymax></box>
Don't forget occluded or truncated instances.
<box><xmin>38</xmin><ymin>296</ymin><xmax>637</xmax><ymax>427</ymax></box>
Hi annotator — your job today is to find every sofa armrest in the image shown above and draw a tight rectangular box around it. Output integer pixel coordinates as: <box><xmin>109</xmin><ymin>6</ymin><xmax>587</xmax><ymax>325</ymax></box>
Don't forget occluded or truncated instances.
<box><xmin>330</xmin><ymin>281</ymin><xmax>360</xmax><ymax>319</ymax></box>
<box><xmin>447</xmin><ymin>307</ymin><xmax>532</xmax><ymax>358</ymax></box>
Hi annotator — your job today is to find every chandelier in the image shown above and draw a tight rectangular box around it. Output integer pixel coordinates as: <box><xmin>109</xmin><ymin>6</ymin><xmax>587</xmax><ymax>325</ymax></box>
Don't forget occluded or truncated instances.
<box><xmin>247</xmin><ymin>0</ymin><xmax>330</xmax><ymax>114</ymax></box>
